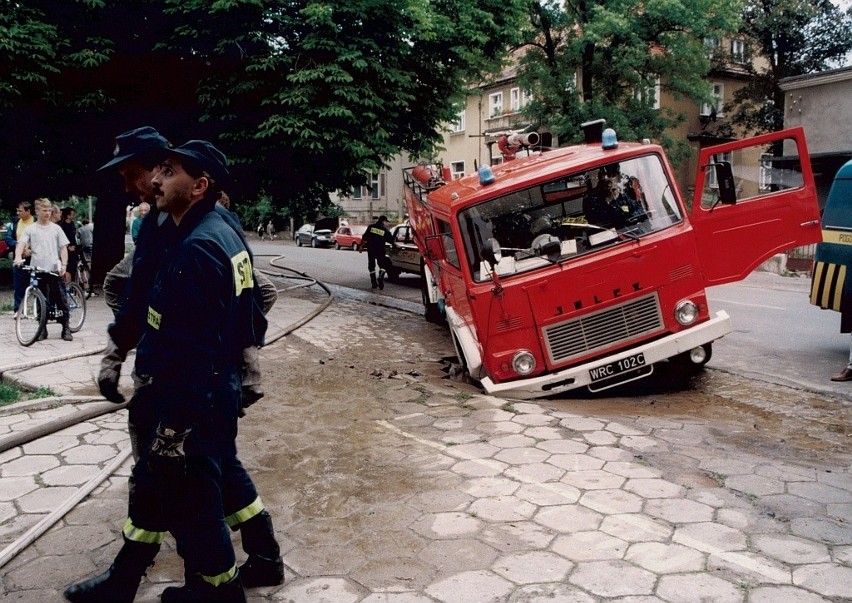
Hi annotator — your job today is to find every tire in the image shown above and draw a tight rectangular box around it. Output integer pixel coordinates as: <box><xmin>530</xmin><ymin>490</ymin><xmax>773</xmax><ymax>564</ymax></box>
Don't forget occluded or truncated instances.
<box><xmin>421</xmin><ymin>269</ymin><xmax>444</xmax><ymax>324</ymax></box>
<box><xmin>352</xmin><ymin>243</ymin><xmax>359</xmax><ymax>252</ymax></box>
<box><xmin>65</xmin><ymin>282</ymin><xmax>87</xmax><ymax>332</ymax></box>
<box><xmin>77</xmin><ymin>263</ymin><xmax>92</xmax><ymax>299</ymax></box>
<box><xmin>311</xmin><ymin>238</ymin><xmax>317</xmax><ymax>248</ymax></box>
<box><xmin>336</xmin><ymin>242</ymin><xmax>341</xmax><ymax>250</ymax></box>
<box><xmin>297</xmin><ymin>237</ymin><xmax>303</xmax><ymax>247</ymax></box>
<box><xmin>16</xmin><ymin>287</ymin><xmax>48</xmax><ymax>346</ymax></box>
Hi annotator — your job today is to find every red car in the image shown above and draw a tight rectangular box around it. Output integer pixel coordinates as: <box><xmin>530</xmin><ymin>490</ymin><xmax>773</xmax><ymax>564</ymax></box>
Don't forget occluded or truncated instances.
<box><xmin>333</xmin><ymin>225</ymin><xmax>367</xmax><ymax>251</ymax></box>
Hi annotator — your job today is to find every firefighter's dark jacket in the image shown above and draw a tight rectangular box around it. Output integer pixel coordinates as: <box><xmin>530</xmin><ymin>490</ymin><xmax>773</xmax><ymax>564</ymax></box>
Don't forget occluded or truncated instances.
<box><xmin>362</xmin><ymin>220</ymin><xmax>394</xmax><ymax>254</ymax></box>
<box><xmin>134</xmin><ymin>198</ymin><xmax>265</xmax><ymax>455</ymax></box>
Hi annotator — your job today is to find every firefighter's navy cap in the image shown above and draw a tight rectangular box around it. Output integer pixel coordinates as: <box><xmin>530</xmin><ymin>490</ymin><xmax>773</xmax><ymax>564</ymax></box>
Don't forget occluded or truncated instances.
<box><xmin>98</xmin><ymin>126</ymin><xmax>171</xmax><ymax>171</ymax></box>
<box><xmin>162</xmin><ymin>140</ymin><xmax>229</xmax><ymax>185</ymax></box>
<box><xmin>378</xmin><ymin>215</ymin><xmax>388</xmax><ymax>222</ymax></box>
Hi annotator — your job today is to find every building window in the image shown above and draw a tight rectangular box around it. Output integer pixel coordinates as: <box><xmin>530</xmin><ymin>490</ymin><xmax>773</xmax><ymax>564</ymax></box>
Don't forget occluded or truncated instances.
<box><xmin>704</xmin><ymin>37</ymin><xmax>721</xmax><ymax>58</ymax></box>
<box><xmin>451</xmin><ymin>109</ymin><xmax>465</xmax><ymax>133</ymax></box>
<box><xmin>707</xmin><ymin>151</ymin><xmax>733</xmax><ymax>189</ymax></box>
<box><xmin>730</xmin><ymin>39</ymin><xmax>747</xmax><ymax>64</ymax></box>
<box><xmin>369</xmin><ymin>172</ymin><xmax>384</xmax><ymax>199</ymax></box>
<box><xmin>634</xmin><ymin>77</ymin><xmax>661</xmax><ymax>110</ymax></box>
<box><xmin>700</xmin><ymin>82</ymin><xmax>724</xmax><ymax>117</ymax></box>
<box><xmin>521</xmin><ymin>89</ymin><xmax>533</xmax><ymax>106</ymax></box>
<box><xmin>510</xmin><ymin>87</ymin><xmax>520</xmax><ymax>112</ymax></box>
<box><xmin>352</xmin><ymin>186</ymin><xmax>362</xmax><ymax>200</ymax></box>
<box><xmin>450</xmin><ymin>161</ymin><xmax>465</xmax><ymax>179</ymax></box>
<box><xmin>489</xmin><ymin>92</ymin><xmax>503</xmax><ymax>118</ymax></box>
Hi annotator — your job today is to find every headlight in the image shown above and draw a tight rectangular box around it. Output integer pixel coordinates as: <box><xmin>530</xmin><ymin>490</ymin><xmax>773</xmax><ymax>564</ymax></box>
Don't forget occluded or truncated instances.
<box><xmin>675</xmin><ymin>300</ymin><xmax>699</xmax><ymax>326</ymax></box>
<box><xmin>512</xmin><ymin>350</ymin><xmax>536</xmax><ymax>376</ymax></box>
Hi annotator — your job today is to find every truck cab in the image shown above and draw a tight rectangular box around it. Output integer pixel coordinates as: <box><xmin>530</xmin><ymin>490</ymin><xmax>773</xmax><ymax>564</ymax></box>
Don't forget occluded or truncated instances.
<box><xmin>404</xmin><ymin>125</ymin><xmax>821</xmax><ymax>399</ymax></box>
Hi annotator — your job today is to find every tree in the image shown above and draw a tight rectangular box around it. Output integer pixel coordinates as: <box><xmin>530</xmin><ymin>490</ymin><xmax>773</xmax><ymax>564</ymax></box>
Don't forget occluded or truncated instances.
<box><xmin>728</xmin><ymin>0</ymin><xmax>852</xmax><ymax>135</ymax></box>
<box><xmin>516</xmin><ymin>0</ymin><xmax>742</xmax><ymax>163</ymax></box>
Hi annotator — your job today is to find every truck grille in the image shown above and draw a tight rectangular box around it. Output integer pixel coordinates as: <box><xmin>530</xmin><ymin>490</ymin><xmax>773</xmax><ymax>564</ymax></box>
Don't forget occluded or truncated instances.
<box><xmin>543</xmin><ymin>294</ymin><xmax>664</xmax><ymax>364</ymax></box>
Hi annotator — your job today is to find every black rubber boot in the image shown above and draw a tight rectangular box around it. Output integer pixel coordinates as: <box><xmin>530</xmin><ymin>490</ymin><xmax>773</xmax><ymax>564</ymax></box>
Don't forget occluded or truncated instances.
<box><xmin>238</xmin><ymin>511</ymin><xmax>284</xmax><ymax>587</ymax></box>
<box><xmin>370</xmin><ymin>272</ymin><xmax>378</xmax><ymax>288</ymax></box>
<box><xmin>64</xmin><ymin>539</ymin><xmax>160</xmax><ymax>603</ymax></box>
<box><xmin>378</xmin><ymin>269</ymin><xmax>385</xmax><ymax>290</ymax></box>
<box><xmin>61</xmin><ymin>323</ymin><xmax>73</xmax><ymax>341</ymax></box>
<box><xmin>161</xmin><ymin>572</ymin><xmax>247</xmax><ymax>603</ymax></box>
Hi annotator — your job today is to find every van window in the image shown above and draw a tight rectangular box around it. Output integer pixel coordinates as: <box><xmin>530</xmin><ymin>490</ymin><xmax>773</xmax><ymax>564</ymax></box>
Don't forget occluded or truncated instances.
<box><xmin>459</xmin><ymin>154</ymin><xmax>682</xmax><ymax>282</ymax></box>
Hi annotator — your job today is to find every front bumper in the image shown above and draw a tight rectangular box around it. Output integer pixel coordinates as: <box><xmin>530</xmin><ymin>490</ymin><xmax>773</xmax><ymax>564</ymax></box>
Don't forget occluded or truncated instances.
<box><xmin>479</xmin><ymin>310</ymin><xmax>732</xmax><ymax>400</ymax></box>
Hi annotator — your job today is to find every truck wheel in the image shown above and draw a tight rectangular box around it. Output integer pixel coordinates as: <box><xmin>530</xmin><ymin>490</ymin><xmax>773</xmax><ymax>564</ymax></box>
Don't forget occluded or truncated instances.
<box><xmin>421</xmin><ymin>271</ymin><xmax>444</xmax><ymax>324</ymax></box>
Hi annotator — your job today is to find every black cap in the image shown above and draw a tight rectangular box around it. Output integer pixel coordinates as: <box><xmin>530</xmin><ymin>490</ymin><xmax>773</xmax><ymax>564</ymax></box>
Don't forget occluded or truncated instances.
<box><xmin>163</xmin><ymin>140</ymin><xmax>229</xmax><ymax>184</ymax></box>
<box><xmin>98</xmin><ymin>126</ymin><xmax>170</xmax><ymax>171</ymax></box>
<box><xmin>378</xmin><ymin>215</ymin><xmax>388</xmax><ymax>222</ymax></box>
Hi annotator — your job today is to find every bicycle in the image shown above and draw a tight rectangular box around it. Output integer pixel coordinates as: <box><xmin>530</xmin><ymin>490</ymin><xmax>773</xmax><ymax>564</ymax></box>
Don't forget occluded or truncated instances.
<box><xmin>16</xmin><ymin>265</ymin><xmax>86</xmax><ymax>346</ymax></box>
<box><xmin>76</xmin><ymin>246</ymin><xmax>94</xmax><ymax>299</ymax></box>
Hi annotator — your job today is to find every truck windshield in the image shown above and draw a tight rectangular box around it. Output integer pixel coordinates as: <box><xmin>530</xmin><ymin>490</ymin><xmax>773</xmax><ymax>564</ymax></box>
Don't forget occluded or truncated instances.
<box><xmin>459</xmin><ymin>154</ymin><xmax>683</xmax><ymax>282</ymax></box>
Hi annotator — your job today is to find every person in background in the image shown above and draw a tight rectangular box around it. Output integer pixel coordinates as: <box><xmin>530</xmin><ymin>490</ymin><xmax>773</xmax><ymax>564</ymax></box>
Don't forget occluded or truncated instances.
<box><xmin>131</xmin><ymin>201</ymin><xmax>150</xmax><ymax>244</ymax></box>
<box><xmin>265</xmin><ymin>219</ymin><xmax>275</xmax><ymax>240</ymax></box>
<box><xmin>6</xmin><ymin>200</ymin><xmax>34</xmax><ymax>317</ymax></box>
<box><xmin>359</xmin><ymin>214</ymin><xmax>396</xmax><ymax>289</ymax></box>
<box><xmin>50</xmin><ymin>203</ymin><xmax>61</xmax><ymax>224</ymax></box>
<box><xmin>13</xmin><ymin>197</ymin><xmax>73</xmax><ymax>341</ymax></box>
<box><xmin>77</xmin><ymin>217</ymin><xmax>94</xmax><ymax>266</ymax></box>
<box><xmin>59</xmin><ymin>207</ymin><xmax>78</xmax><ymax>284</ymax></box>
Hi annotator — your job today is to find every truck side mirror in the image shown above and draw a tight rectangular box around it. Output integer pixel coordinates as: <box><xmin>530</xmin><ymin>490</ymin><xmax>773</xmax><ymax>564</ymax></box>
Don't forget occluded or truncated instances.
<box><xmin>714</xmin><ymin>161</ymin><xmax>737</xmax><ymax>204</ymax></box>
<box><xmin>481</xmin><ymin>238</ymin><xmax>503</xmax><ymax>268</ymax></box>
<box><xmin>425</xmin><ymin>235</ymin><xmax>445</xmax><ymax>261</ymax></box>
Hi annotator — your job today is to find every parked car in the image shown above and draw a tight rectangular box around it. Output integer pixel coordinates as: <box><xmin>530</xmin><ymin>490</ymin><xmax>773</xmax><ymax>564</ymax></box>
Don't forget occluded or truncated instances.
<box><xmin>295</xmin><ymin>223</ymin><xmax>334</xmax><ymax>247</ymax></box>
<box><xmin>333</xmin><ymin>225</ymin><xmax>367</xmax><ymax>251</ymax></box>
<box><xmin>386</xmin><ymin>222</ymin><xmax>422</xmax><ymax>280</ymax></box>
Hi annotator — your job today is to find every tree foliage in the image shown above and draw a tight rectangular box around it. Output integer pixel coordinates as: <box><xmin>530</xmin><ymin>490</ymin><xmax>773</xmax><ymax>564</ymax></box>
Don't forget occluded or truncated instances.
<box><xmin>516</xmin><ymin>0</ymin><xmax>742</xmax><ymax>163</ymax></box>
<box><xmin>0</xmin><ymin>0</ymin><xmax>528</xmax><ymax>222</ymax></box>
<box><xmin>727</xmin><ymin>0</ymin><xmax>852</xmax><ymax>135</ymax></box>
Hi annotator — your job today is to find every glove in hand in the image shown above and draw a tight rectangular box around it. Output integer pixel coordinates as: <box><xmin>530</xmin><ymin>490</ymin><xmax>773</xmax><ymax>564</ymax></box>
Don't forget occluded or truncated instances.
<box><xmin>148</xmin><ymin>426</ymin><xmax>191</xmax><ymax>480</ymax></box>
<box><xmin>98</xmin><ymin>340</ymin><xmax>127</xmax><ymax>404</ymax></box>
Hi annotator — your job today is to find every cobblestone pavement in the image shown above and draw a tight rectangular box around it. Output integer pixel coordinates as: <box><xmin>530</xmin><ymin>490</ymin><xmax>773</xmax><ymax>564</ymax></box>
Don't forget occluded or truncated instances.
<box><xmin>0</xmin><ymin>274</ymin><xmax>851</xmax><ymax>602</ymax></box>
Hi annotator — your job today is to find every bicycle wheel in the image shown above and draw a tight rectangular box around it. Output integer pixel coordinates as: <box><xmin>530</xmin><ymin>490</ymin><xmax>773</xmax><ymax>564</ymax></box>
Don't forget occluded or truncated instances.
<box><xmin>66</xmin><ymin>282</ymin><xmax>87</xmax><ymax>332</ymax></box>
<box><xmin>77</xmin><ymin>261</ymin><xmax>92</xmax><ymax>299</ymax></box>
<box><xmin>16</xmin><ymin>287</ymin><xmax>48</xmax><ymax>346</ymax></box>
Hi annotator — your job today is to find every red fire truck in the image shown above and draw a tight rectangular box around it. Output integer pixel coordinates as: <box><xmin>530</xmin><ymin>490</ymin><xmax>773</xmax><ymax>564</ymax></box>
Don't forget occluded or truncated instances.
<box><xmin>403</xmin><ymin>122</ymin><xmax>821</xmax><ymax>399</ymax></box>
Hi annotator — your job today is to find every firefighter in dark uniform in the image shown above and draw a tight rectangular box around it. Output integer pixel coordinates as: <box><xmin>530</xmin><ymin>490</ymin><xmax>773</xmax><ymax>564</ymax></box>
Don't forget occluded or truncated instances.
<box><xmin>64</xmin><ymin>141</ymin><xmax>270</xmax><ymax>603</ymax></box>
<box><xmin>360</xmin><ymin>214</ymin><xmax>396</xmax><ymax>289</ymax></box>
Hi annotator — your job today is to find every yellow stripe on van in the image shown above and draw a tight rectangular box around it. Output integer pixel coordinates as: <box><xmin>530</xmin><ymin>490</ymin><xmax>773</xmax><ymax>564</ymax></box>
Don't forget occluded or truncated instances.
<box><xmin>810</xmin><ymin>261</ymin><xmax>845</xmax><ymax>311</ymax></box>
<box><xmin>821</xmin><ymin>230</ymin><xmax>852</xmax><ymax>245</ymax></box>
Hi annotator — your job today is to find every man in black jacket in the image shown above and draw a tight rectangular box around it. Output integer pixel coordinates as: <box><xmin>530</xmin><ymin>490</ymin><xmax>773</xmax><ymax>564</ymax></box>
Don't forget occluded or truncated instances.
<box><xmin>360</xmin><ymin>215</ymin><xmax>396</xmax><ymax>289</ymax></box>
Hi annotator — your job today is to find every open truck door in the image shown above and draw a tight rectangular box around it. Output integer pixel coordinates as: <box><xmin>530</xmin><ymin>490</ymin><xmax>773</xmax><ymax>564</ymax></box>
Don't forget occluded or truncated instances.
<box><xmin>690</xmin><ymin>126</ymin><xmax>822</xmax><ymax>286</ymax></box>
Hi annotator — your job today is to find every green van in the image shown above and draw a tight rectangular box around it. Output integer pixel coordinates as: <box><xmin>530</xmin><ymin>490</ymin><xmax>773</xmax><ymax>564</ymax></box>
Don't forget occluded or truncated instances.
<box><xmin>811</xmin><ymin>159</ymin><xmax>852</xmax><ymax>330</ymax></box>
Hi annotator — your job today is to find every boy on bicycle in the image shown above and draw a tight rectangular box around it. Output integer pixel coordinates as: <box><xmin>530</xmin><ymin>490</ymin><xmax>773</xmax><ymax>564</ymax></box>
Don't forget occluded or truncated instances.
<box><xmin>13</xmin><ymin>197</ymin><xmax>73</xmax><ymax>341</ymax></box>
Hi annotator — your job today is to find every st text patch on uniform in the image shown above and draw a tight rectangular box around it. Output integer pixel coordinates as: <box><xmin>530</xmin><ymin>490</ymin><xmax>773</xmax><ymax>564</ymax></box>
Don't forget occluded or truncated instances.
<box><xmin>231</xmin><ymin>250</ymin><xmax>254</xmax><ymax>295</ymax></box>
<box><xmin>147</xmin><ymin>306</ymin><xmax>162</xmax><ymax>330</ymax></box>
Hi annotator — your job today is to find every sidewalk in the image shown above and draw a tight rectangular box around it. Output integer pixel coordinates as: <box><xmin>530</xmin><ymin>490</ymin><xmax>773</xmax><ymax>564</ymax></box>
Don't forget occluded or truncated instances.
<box><xmin>1</xmin><ymin>278</ymin><xmax>851</xmax><ymax>602</ymax></box>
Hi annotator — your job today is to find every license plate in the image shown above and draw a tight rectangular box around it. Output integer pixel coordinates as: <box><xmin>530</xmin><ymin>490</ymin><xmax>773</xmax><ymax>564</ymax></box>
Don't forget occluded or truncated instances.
<box><xmin>589</xmin><ymin>353</ymin><xmax>646</xmax><ymax>382</ymax></box>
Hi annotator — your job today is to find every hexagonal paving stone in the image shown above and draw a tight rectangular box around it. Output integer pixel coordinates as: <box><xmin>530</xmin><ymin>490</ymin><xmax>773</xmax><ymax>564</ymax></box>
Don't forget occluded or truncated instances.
<box><xmin>603</xmin><ymin>461</ymin><xmax>661</xmax><ymax>479</ymax></box>
<box><xmin>468</xmin><ymin>496</ymin><xmax>536</xmax><ymax>521</ymax></box>
<box><xmin>568</xmin><ymin>559</ymin><xmax>655</xmax><ymax>597</ymax></box>
<box><xmin>725</xmin><ymin>474</ymin><xmax>785</xmax><ymax>497</ymax></box>
<box><xmin>699</xmin><ymin>457</ymin><xmax>757</xmax><ymax>476</ymax></box>
<box><xmin>547</xmin><ymin>454</ymin><xmax>605</xmax><ymax>472</ymax></box>
<box><xmin>492</xmin><ymin>550</ymin><xmax>573</xmax><ymax>584</ymax></box>
<box><xmin>583</xmin><ymin>431</ymin><xmax>618</xmax><ymax>446</ymax></box>
<box><xmin>494</xmin><ymin>447</ymin><xmax>550</xmax><ymax>465</ymax></box>
<box><xmin>673</xmin><ymin>522</ymin><xmax>747</xmax><ymax>553</ymax></box>
<box><xmin>62</xmin><ymin>444</ymin><xmax>118</xmax><ymax>465</ymax></box>
<box><xmin>523</xmin><ymin>426</ymin><xmax>566</xmax><ymax>440</ymax></box>
<box><xmin>451</xmin><ymin>459</ymin><xmax>507</xmax><ymax>478</ymax></box>
<box><xmin>0</xmin><ymin>475</ymin><xmax>38</xmax><ymax>501</ymax></box>
<box><xmin>508</xmin><ymin>583</ymin><xmax>596</xmax><ymax>602</ymax></box>
<box><xmin>625</xmin><ymin>542</ymin><xmax>705</xmax><ymax>574</ymax></box>
<box><xmin>479</xmin><ymin>521</ymin><xmax>556</xmax><ymax>553</ymax></box>
<box><xmin>580</xmin><ymin>489</ymin><xmax>643</xmax><ymax>514</ymax></box>
<box><xmin>40</xmin><ymin>464</ymin><xmax>102</xmax><ymax>487</ymax></box>
<box><xmin>600</xmin><ymin>513</ymin><xmax>672</xmax><ymax>543</ymax></box>
<box><xmin>604</xmin><ymin>421</ymin><xmax>649</xmax><ymax>436</ymax></box>
<box><xmin>560</xmin><ymin>469</ymin><xmax>625</xmax><ymax>491</ymax></box>
<box><xmin>790</xmin><ymin>516</ymin><xmax>852</xmax><ymax>545</ymax></box>
<box><xmin>21</xmin><ymin>434</ymin><xmax>80</xmax><ymax>455</ymax></box>
<box><xmin>18</xmin><ymin>486</ymin><xmax>78</xmax><ymax>513</ymax></box>
<box><xmin>460</xmin><ymin>477</ymin><xmax>519</xmax><ymax>499</ymax></box>
<box><xmin>708</xmin><ymin>551</ymin><xmax>791</xmax><ymax>585</ymax></box>
<box><xmin>644</xmin><ymin>497</ymin><xmax>715</xmax><ymax>523</ymax></box>
<box><xmin>749</xmin><ymin>586</ymin><xmax>833</xmax><ymax>603</ymax></box>
<box><xmin>476</xmin><ymin>421</ymin><xmax>524</xmax><ymax>435</ymax></box>
<box><xmin>559</xmin><ymin>417</ymin><xmax>605</xmax><ymax>432</ymax></box>
<box><xmin>1</xmin><ymin>454</ymin><xmax>60</xmax><ymax>477</ymax></box>
<box><xmin>793</xmin><ymin>563</ymin><xmax>852</xmax><ymax>598</ymax></box>
<box><xmin>512</xmin><ymin>413</ymin><xmax>554</xmax><ymax>427</ymax></box>
<box><xmin>536</xmin><ymin>439</ymin><xmax>588</xmax><ymax>455</ymax></box>
<box><xmin>624</xmin><ymin>478</ymin><xmax>685</xmax><ymax>499</ymax></box>
<box><xmin>504</xmin><ymin>462</ymin><xmax>565</xmax><ymax>484</ymax></box>
<box><xmin>752</xmin><ymin>534</ymin><xmax>830</xmax><ymax>564</ymax></box>
<box><xmin>425</xmin><ymin>570</ymin><xmax>514</xmax><ymax>603</ymax></box>
<box><xmin>657</xmin><ymin>573</ymin><xmax>743</xmax><ymax>602</ymax></box>
<box><xmin>445</xmin><ymin>442</ymin><xmax>500</xmax><ymax>460</ymax></box>
<box><xmin>515</xmin><ymin>482</ymin><xmax>581</xmax><ymax>506</ymax></box>
<box><xmin>552</xmin><ymin>530</ymin><xmax>628</xmax><ymax>561</ymax></box>
<box><xmin>489</xmin><ymin>434</ymin><xmax>538</xmax><ymax>449</ymax></box>
<box><xmin>275</xmin><ymin>577</ymin><xmax>363</xmax><ymax>602</ymax></box>
<box><xmin>412</xmin><ymin>512</ymin><xmax>482</xmax><ymax>539</ymax></box>
<box><xmin>788</xmin><ymin>481</ymin><xmax>852</xmax><ymax>504</ymax></box>
<box><xmin>534</xmin><ymin>504</ymin><xmax>603</xmax><ymax>533</ymax></box>
<box><xmin>417</xmin><ymin>539</ymin><xmax>498</xmax><ymax>572</ymax></box>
